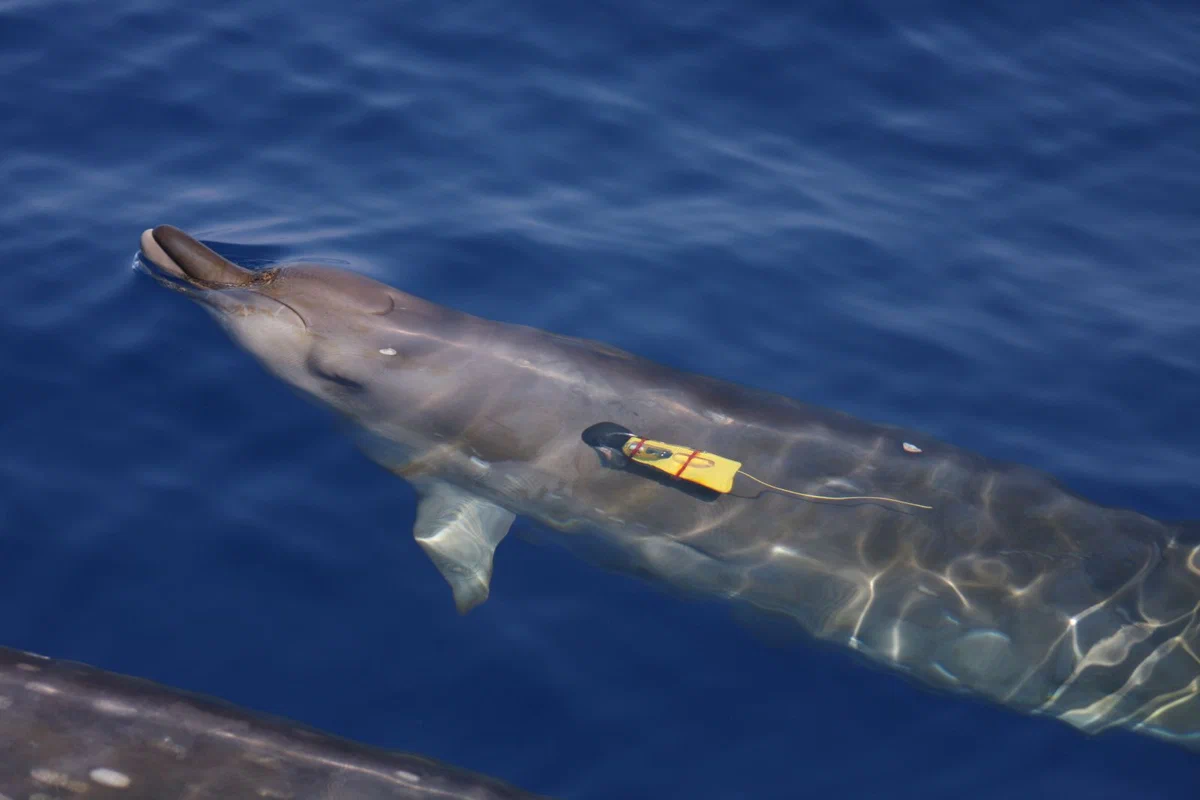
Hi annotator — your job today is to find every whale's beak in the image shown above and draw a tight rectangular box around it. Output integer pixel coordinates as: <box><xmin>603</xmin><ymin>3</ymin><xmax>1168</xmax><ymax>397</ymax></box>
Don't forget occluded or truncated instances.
<box><xmin>139</xmin><ymin>225</ymin><xmax>257</xmax><ymax>287</ymax></box>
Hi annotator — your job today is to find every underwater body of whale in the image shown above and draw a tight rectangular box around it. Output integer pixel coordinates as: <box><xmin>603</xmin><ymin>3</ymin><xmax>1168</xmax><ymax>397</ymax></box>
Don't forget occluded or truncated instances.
<box><xmin>0</xmin><ymin>645</ymin><xmax>544</xmax><ymax>799</ymax></box>
<box><xmin>138</xmin><ymin>225</ymin><xmax>1200</xmax><ymax>752</ymax></box>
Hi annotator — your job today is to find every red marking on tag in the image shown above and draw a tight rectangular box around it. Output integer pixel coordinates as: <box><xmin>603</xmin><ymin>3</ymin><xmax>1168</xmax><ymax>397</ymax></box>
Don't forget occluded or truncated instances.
<box><xmin>675</xmin><ymin>449</ymin><xmax>701</xmax><ymax>478</ymax></box>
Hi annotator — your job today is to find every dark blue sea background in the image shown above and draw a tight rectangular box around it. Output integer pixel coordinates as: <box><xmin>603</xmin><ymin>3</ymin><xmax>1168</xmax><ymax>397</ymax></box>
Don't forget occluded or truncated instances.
<box><xmin>2</xmin><ymin>1</ymin><xmax>1199</xmax><ymax>798</ymax></box>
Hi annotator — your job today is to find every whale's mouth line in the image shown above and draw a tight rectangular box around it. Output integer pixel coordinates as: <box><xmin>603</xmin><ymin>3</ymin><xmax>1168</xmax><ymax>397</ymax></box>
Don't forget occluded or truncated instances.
<box><xmin>136</xmin><ymin>238</ymin><xmax>308</xmax><ymax>327</ymax></box>
<box><xmin>137</xmin><ymin>226</ymin><xmax>216</xmax><ymax>292</ymax></box>
<box><xmin>134</xmin><ymin>248</ymin><xmax>203</xmax><ymax>297</ymax></box>
<box><xmin>139</xmin><ymin>226</ymin><xmax>282</xmax><ymax>288</ymax></box>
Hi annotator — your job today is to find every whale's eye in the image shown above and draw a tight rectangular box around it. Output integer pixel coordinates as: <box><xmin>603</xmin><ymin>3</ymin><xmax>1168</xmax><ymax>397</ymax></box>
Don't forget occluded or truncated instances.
<box><xmin>306</xmin><ymin>350</ymin><xmax>365</xmax><ymax>393</ymax></box>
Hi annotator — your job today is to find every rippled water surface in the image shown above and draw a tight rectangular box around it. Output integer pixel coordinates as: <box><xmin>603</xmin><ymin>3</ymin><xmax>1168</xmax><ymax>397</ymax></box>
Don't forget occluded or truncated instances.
<box><xmin>2</xmin><ymin>2</ymin><xmax>1199</xmax><ymax>797</ymax></box>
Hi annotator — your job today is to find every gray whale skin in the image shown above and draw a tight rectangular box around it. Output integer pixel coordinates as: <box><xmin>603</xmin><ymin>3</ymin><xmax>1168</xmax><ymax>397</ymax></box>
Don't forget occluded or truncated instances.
<box><xmin>0</xmin><ymin>645</ymin><xmax>545</xmax><ymax>799</ymax></box>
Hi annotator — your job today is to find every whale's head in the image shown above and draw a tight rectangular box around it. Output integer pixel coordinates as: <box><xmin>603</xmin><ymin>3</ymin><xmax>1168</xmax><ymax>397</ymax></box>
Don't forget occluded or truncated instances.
<box><xmin>138</xmin><ymin>225</ymin><xmax>471</xmax><ymax>425</ymax></box>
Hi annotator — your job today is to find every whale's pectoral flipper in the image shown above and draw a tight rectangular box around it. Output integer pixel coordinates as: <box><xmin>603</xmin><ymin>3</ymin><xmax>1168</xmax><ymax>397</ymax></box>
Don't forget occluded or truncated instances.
<box><xmin>413</xmin><ymin>481</ymin><xmax>515</xmax><ymax>613</ymax></box>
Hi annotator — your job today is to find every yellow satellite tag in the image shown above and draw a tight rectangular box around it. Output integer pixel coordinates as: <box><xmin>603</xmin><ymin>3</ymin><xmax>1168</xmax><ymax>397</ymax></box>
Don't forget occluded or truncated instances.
<box><xmin>581</xmin><ymin>422</ymin><xmax>931</xmax><ymax>511</ymax></box>
<box><xmin>621</xmin><ymin>437</ymin><xmax>743</xmax><ymax>494</ymax></box>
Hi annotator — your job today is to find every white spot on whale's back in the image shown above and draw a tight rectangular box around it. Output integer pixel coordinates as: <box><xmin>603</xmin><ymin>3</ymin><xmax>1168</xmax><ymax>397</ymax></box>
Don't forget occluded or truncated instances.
<box><xmin>90</xmin><ymin>768</ymin><xmax>132</xmax><ymax>789</ymax></box>
<box><xmin>31</xmin><ymin>768</ymin><xmax>88</xmax><ymax>793</ymax></box>
<box><xmin>94</xmin><ymin>698</ymin><xmax>138</xmax><ymax>717</ymax></box>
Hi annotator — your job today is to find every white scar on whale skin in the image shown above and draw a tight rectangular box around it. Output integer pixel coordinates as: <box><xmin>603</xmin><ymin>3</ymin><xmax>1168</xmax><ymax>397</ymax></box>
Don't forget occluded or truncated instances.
<box><xmin>138</xmin><ymin>224</ymin><xmax>1200</xmax><ymax>754</ymax></box>
<box><xmin>0</xmin><ymin>645</ymin><xmax>544</xmax><ymax>798</ymax></box>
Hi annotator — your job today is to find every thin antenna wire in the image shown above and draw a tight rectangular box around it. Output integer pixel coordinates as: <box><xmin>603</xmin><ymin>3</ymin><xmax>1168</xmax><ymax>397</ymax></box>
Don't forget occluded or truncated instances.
<box><xmin>738</xmin><ymin>471</ymin><xmax>932</xmax><ymax>510</ymax></box>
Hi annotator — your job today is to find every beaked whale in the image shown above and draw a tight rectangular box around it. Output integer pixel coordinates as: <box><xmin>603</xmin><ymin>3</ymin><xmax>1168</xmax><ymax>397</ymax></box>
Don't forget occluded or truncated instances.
<box><xmin>0</xmin><ymin>644</ymin><xmax>545</xmax><ymax>799</ymax></box>
<box><xmin>137</xmin><ymin>225</ymin><xmax>1200</xmax><ymax>752</ymax></box>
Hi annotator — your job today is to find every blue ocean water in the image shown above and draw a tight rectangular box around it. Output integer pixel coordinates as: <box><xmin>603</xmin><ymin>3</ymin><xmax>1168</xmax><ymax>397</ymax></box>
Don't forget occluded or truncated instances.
<box><xmin>2</xmin><ymin>0</ymin><xmax>1199</xmax><ymax>797</ymax></box>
